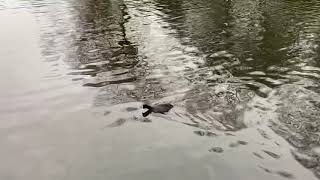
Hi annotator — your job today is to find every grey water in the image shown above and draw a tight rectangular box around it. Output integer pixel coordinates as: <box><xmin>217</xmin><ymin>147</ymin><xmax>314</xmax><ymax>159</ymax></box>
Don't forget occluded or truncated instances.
<box><xmin>1</xmin><ymin>0</ymin><xmax>320</xmax><ymax>179</ymax></box>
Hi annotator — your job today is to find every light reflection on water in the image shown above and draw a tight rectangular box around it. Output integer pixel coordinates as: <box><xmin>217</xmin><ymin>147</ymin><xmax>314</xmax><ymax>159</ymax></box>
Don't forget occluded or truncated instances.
<box><xmin>0</xmin><ymin>0</ymin><xmax>320</xmax><ymax>179</ymax></box>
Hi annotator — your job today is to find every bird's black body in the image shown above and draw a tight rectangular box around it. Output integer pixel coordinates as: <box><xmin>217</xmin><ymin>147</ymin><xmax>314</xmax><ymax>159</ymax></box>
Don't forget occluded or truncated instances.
<box><xmin>142</xmin><ymin>104</ymin><xmax>173</xmax><ymax>117</ymax></box>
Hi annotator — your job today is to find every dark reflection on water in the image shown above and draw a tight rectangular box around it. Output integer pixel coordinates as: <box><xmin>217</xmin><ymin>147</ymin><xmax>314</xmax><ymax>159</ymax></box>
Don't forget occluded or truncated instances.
<box><xmin>71</xmin><ymin>0</ymin><xmax>139</xmax><ymax>88</ymax></box>
<box><xmin>66</xmin><ymin>0</ymin><xmax>320</xmax><ymax>177</ymax></box>
<box><xmin>1</xmin><ymin>0</ymin><xmax>320</xmax><ymax>179</ymax></box>
<box><xmin>71</xmin><ymin>0</ymin><xmax>320</xmax><ymax>178</ymax></box>
<box><xmin>152</xmin><ymin>0</ymin><xmax>320</xmax><ymax>89</ymax></box>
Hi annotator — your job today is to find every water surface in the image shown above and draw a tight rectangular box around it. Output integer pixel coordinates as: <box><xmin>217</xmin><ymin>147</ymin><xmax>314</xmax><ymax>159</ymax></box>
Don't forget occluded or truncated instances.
<box><xmin>1</xmin><ymin>0</ymin><xmax>320</xmax><ymax>179</ymax></box>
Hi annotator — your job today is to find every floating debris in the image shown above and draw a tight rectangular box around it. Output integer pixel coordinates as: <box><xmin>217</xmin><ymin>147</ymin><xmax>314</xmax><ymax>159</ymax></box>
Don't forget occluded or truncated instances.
<box><xmin>142</xmin><ymin>118</ymin><xmax>152</xmax><ymax>123</ymax></box>
<box><xmin>209</xmin><ymin>147</ymin><xmax>224</xmax><ymax>153</ymax></box>
<box><xmin>237</xmin><ymin>140</ymin><xmax>248</xmax><ymax>145</ymax></box>
<box><xmin>126</xmin><ymin>107</ymin><xmax>138</xmax><ymax>112</ymax></box>
<box><xmin>194</xmin><ymin>130</ymin><xmax>217</xmax><ymax>137</ymax></box>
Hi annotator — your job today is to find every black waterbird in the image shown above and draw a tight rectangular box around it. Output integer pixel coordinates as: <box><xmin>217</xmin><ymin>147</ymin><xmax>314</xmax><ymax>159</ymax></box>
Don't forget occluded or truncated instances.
<box><xmin>142</xmin><ymin>104</ymin><xmax>173</xmax><ymax>117</ymax></box>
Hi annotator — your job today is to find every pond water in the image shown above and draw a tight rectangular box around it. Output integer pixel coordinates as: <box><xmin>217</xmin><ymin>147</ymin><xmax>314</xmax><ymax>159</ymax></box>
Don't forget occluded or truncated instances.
<box><xmin>1</xmin><ymin>0</ymin><xmax>320</xmax><ymax>179</ymax></box>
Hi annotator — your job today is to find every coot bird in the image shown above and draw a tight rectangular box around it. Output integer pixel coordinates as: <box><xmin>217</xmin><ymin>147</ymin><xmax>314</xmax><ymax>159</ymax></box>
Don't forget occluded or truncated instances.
<box><xmin>142</xmin><ymin>104</ymin><xmax>173</xmax><ymax>117</ymax></box>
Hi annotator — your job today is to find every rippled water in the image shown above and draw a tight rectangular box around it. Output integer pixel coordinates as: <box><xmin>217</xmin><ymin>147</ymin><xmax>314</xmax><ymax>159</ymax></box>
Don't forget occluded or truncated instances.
<box><xmin>1</xmin><ymin>0</ymin><xmax>320</xmax><ymax>179</ymax></box>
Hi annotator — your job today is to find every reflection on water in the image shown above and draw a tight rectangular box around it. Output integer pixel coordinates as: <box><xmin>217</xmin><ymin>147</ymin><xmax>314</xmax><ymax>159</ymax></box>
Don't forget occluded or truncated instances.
<box><xmin>1</xmin><ymin>0</ymin><xmax>320</xmax><ymax>179</ymax></box>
